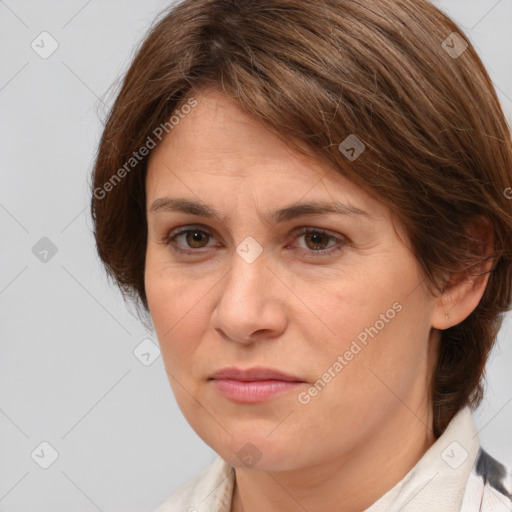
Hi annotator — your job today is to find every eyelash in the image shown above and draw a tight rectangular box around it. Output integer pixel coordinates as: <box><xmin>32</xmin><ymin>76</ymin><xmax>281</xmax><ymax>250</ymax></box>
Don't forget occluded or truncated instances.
<box><xmin>161</xmin><ymin>224</ymin><xmax>347</xmax><ymax>258</ymax></box>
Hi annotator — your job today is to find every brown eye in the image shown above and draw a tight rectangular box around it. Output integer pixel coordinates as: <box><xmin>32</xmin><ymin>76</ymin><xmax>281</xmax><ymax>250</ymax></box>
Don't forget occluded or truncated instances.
<box><xmin>164</xmin><ymin>225</ymin><xmax>346</xmax><ymax>258</ymax></box>
<box><xmin>164</xmin><ymin>225</ymin><xmax>215</xmax><ymax>253</ymax></box>
<box><xmin>303</xmin><ymin>231</ymin><xmax>331</xmax><ymax>251</ymax></box>
<box><xmin>292</xmin><ymin>227</ymin><xmax>347</xmax><ymax>258</ymax></box>
<box><xmin>185</xmin><ymin>230</ymin><xmax>210</xmax><ymax>248</ymax></box>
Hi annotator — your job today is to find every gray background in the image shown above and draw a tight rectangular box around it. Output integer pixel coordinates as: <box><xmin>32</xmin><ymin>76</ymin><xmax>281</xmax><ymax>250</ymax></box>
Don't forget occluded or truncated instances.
<box><xmin>0</xmin><ymin>1</ymin><xmax>511</xmax><ymax>510</ymax></box>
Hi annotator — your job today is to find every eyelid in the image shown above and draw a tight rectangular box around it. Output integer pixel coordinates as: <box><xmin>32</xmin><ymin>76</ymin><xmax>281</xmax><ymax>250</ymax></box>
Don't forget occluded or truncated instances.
<box><xmin>163</xmin><ymin>223</ymin><xmax>347</xmax><ymax>256</ymax></box>
<box><xmin>289</xmin><ymin>226</ymin><xmax>346</xmax><ymax>254</ymax></box>
<box><xmin>161</xmin><ymin>224</ymin><xmax>219</xmax><ymax>252</ymax></box>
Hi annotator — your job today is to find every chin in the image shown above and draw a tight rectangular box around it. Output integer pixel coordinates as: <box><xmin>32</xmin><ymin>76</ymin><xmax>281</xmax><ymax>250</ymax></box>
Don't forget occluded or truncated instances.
<box><xmin>207</xmin><ymin>432</ymin><xmax>305</xmax><ymax>471</ymax></box>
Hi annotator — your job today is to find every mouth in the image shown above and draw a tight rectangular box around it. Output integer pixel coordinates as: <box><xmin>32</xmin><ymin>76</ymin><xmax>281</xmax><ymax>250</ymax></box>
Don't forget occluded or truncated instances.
<box><xmin>209</xmin><ymin>366</ymin><xmax>306</xmax><ymax>403</ymax></box>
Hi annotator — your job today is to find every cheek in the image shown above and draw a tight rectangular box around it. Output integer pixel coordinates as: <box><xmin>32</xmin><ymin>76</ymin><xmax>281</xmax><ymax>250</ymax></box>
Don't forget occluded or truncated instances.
<box><xmin>317</xmin><ymin>268</ymin><xmax>399</xmax><ymax>346</ymax></box>
<box><xmin>315</xmin><ymin>259</ymin><xmax>430</xmax><ymax>386</ymax></box>
<box><xmin>145</xmin><ymin>267</ymin><xmax>217</xmax><ymax>426</ymax></box>
<box><xmin>145</xmin><ymin>266</ymin><xmax>207</xmax><ymax>363</ymax></box>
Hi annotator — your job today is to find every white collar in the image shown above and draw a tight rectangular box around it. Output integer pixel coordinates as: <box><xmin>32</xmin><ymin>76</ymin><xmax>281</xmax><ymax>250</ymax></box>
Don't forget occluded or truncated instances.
<box><xmin>364</xmin><ymin>405</ymin><xmax>480</xmax><ymax>511</ymax></box>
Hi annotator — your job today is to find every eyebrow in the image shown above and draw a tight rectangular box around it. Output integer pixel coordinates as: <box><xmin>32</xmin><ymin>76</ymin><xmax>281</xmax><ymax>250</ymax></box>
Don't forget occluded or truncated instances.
<box><xmin>149</xmin><ymin>197</ymin><xmax>369</xmax><ymax>223</ymax></box>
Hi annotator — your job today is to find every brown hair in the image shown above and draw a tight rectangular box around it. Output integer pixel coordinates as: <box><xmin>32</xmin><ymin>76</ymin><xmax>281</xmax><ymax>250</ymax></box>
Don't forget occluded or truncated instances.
<box><xmin>90</xmin><ymin>0</ymin><xmax>512</xmax><ymax>436</ymax></box>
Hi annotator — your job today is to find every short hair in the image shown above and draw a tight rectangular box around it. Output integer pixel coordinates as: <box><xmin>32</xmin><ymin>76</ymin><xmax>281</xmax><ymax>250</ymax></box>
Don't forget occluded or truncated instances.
<box><xmin>90</xmin><ymin>0</ymin><xmax>512</xmax><ymax>436</ymax></box>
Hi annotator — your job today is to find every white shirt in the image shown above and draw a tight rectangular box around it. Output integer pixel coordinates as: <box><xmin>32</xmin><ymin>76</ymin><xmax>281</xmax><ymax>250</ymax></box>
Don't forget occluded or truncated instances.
<box><xmin>155</xmin><ymin>406</ymin><xmax>512</xmax><ymax>511</ymax></box>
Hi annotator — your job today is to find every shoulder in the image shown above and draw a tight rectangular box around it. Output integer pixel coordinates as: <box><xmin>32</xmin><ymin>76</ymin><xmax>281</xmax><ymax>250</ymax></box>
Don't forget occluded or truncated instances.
<box><xmin>154</xmin><ymin>455</ymin><xmax>235</xmax><ymax>512</ymax></box>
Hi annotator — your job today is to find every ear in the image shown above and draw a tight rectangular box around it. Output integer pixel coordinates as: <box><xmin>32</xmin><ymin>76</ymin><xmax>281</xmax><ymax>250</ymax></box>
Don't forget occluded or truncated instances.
<box><xmin>431</xmin><ymin>216</ymin><xmax>494</xmax><ymax>330</ymax></box>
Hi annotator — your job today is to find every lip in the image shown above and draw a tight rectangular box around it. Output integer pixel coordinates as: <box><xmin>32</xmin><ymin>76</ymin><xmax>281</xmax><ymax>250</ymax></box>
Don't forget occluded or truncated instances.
<box><xmin>210</xmin><ymin>366</ymin><xmax>303</xmax><ymax>382</ymax></box>
<box><xmin>209</xmin><ymin>366</ymin><xmax>305</xmax><ymax>403</ymax></box>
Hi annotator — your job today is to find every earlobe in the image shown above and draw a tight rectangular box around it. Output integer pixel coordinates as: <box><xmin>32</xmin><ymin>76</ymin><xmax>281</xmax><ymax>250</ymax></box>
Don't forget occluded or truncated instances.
<box><xmin>431</xmin><ymin>271</ymin><xmax>491</xmax><ymax>330</ymax></box>
<box><xmin>431</xmin><ymin>217</ymin><xmax>494</xmax><ymax>331</ymax></box>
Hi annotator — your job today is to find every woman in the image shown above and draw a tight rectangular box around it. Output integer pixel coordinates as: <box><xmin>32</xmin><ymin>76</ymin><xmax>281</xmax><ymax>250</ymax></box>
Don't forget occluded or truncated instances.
<box><xmin>90</xmin><ymin>0</ymin><xmax>512</xmax><ymax>510</ymax></box>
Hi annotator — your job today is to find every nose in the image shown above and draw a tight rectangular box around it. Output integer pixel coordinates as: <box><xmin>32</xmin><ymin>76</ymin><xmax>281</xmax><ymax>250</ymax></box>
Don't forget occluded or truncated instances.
<box><xmin>212</xmin><ymin>248</ymin><xmax>288</xmax><ymax>345</ymax></box>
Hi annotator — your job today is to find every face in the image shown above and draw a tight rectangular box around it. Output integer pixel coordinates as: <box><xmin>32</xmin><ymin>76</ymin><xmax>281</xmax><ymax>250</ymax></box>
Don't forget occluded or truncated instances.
<box><xmin>145</xmin><ymin>88</ymin><xmax>439</xmax><ymax>471</ymax></box>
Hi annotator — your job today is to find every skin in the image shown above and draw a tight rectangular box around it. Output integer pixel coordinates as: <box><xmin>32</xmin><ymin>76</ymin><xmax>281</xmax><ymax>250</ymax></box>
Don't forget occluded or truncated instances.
<box><xmin>144</xmin><ymin>88</ymin><xmax>492</xmax><ymax>512</ymax></box>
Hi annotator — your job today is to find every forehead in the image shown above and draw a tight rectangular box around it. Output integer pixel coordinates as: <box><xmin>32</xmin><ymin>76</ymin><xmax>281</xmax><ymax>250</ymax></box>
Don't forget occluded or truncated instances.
<box><xmin>147</xmin><ymin>88</ymin><xmax>324</xmax><ymax>179</ymax></box>
<box><xmin>145</xmin><ymin>88</ymin><xmax>392</xmax><ymax>226</ymax></box>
